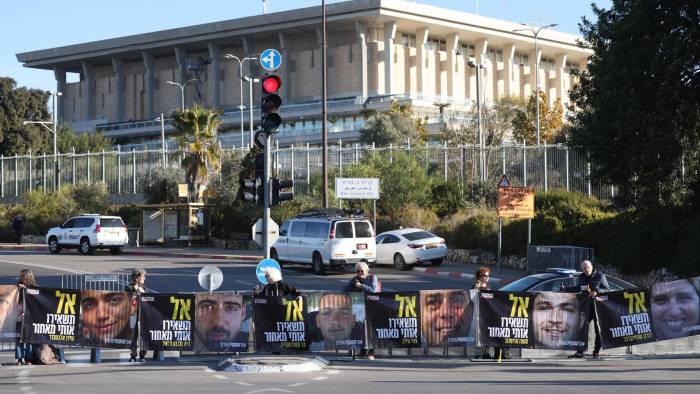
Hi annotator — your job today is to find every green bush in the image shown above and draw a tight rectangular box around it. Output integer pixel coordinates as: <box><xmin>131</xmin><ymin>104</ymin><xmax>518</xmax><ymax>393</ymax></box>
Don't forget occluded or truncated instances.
<box><xmin>429</xmin><ymin>179</ymin><xmax>465</xmax><ymax>217</ymax></box>
<box><xmin>72</xmin><ymin>181</ymin><xmax>109</xmax><ymax>214</ymax></box>
<box><xmin>449</xmin><ymin>208</ymin><xmax>498</xmax><ymax>251</ymax></box>
<box><xmin>139</xmin><ymin>167</ymin><xmax>185</xmax><ymax>204</ymax></box>
<box><xmin>392</xmin><ymin>203</ymin><xmax>439</xmax><ymax>232</ymax></box>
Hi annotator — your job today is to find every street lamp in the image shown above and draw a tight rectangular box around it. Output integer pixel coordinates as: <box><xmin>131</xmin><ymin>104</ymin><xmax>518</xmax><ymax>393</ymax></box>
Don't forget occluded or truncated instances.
<box><xmin>243</xmin><ymin>76</ymin><xmax>261</xmax><ymax>148</ymax></box>
<box><xmin>223</xmin><ymin>54</ymin><xmax>258</xmax><ymax>148</ymax></box>
<box><xmin>23</xmin><ymin>91</ymin><xmax>62</xmax><ymax>188</ymax></box>
<box><xmin>166</xmin><ymin>79</ymin><xmax>197</xmax><ymax>112</ymax></box>
<box><xmin>467</xmin><ymin>60</ymin><xmax>485</xmax><ymax>182</ymax></box>
<box><xmin>154</xmin><ymin>113</ymin><xmax>168</xmax><ymax>165</ymax></box>
<box><xmin>513</xmin><ymin>23</ymin><xmax>557</xmax><ymax>146</ymax></box>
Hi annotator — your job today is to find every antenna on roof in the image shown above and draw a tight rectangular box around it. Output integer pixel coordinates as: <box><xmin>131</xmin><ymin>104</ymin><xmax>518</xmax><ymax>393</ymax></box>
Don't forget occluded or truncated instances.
<box><xmin>262</xmin><ymin>0</ymin><xmax>269</xmax><ymax>14</ymax></box>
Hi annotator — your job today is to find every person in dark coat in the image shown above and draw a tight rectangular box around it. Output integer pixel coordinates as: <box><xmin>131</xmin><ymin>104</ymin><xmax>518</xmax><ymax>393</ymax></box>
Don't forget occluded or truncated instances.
<box><xmin>125</xmin><ymin>268</ymin><xmax>147</xmax><ymax>362</ymax></box>
<box><xmin>563</xmin><ymin>260</ymin><xmax>610</xmax><ymax>359</ymax></box>
<box><xmin>12</xmin><ymin>214</ymin><xmax>24</xmax><ymax>245</ymax></box>
<box><xmin>261</xmin><ymin>268</ymin><xmax>301</xmax><ymax>298</ymax></box>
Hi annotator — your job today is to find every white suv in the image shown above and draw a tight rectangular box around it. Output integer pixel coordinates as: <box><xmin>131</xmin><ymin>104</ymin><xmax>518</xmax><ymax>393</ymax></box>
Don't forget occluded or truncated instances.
<box><xmin>46</xmin><ymin>214</ymin><xmax>129</xmax><ymax>255</ymax></box>
<box><xmin>270</xmin><ymin>208</ymin><xmax>376</xmax><ymax>274</ymax></box>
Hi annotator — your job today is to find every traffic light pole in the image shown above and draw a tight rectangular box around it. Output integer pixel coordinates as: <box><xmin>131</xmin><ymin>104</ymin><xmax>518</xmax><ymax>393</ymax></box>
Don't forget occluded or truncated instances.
<box><xmin>263</xmin><ymin>133</ymin><xmax>271</xmax><ymax>259</ymax></box>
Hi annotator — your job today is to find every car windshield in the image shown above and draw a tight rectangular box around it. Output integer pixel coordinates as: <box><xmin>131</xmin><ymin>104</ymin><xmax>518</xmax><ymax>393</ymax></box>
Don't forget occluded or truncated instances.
<box><xmin>100</xmin><ymin>218</ymin><xmax>124</xmax><ymax>227</ymax></box>
<box><xmin>402</xmin><ymin>231</ymin><xmax>434</xmax><ymax>241</ymax></box>
<box><xmin>499</xmin><ymin>274</ymin><xmax>556</xmax><ymax>292</ymax></box>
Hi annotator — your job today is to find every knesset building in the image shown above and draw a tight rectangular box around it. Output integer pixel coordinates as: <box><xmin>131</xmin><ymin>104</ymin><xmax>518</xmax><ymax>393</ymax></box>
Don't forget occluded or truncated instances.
<box><xmin>16</xmin><ymin>0</ymin><xmax>591</xmax><ymax>148</ymax></box>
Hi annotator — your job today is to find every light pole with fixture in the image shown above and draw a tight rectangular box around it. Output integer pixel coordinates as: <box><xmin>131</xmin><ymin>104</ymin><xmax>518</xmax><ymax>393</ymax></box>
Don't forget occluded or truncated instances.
<box><xmin>223</xmin><ymin>54</ymin><xmax>257</xmax><ymax>148</ymax></box>
<box><xmin>513</xmin><ymin>23</ymin><xmax>557</xmax><ymax>146</ymax></box>
<box><xmin>154</xmin><ymin>113</ymin><xmax>167</xmax><ymax>165</ymax></box>
<box><xmin>467</xmin><ymin>60</ymin><xmax>485</xmax><ymax>182</ymax></box>
<box><xmin>23</xmin><ymin>91</ymin><xmax>62</xmax><ymax>189</ymax></box>
<box><xmin>166</xmin><ymin>79</ymin><xmax>197</xmax><ymax>112</ymax></box>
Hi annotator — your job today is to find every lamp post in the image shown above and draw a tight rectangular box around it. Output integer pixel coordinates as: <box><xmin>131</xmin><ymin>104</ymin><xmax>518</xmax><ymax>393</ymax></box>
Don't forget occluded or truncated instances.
<box><xmin>242</xmin><ymin>76</ymin><xmax>261</xmax><ymax>148</ymax></box>
<box><xmin>223</xmin><ymin>54</ymin><xmax>257</xmax><ymax>148</ymax></box>
<box><xmin>166</xmin><ymin>79</ymin><xmax>197</xmax><ymax>112</ymax></box>
<box><xmin>154</xmin><ymin>113</ymin><xmax>167</xmax><ymax>165</ymax></box>
<box><xmin>513</xmin><ymin>23</ymin><xmax>557</xmax><ymax>146</ymax></box>
<box><xmin>23</xmin><ymin>91</ymin><xmax>62</xmax><ymax>189</ymax></box>
<box><xmin>467</xmin><ymin>60</ymin><xmax>484</xmax><ymax>182</ymax></box>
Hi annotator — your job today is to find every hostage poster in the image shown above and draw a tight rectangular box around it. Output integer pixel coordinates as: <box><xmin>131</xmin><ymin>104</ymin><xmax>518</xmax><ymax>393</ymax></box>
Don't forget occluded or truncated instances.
<box><xmin>140</xmin><ymin>293</ymin><xmax>195</xmax><ymax>351</ymax></box>
<box><xmin>597</xmin><ymin>288</ymin><xmax>655</xmax><ymax>348</ymax></box>
<box><xmin>530</xmin><ymin>292</ymin><xmax>589</xmax><ymax>350</ymax></box>
<box><xmin>365</xmin><ymin>292</ymin><xmax>421</xmax><ymax>348</ymax></box>
<box><xmin>0</xmin><ymin>285</ymin><xmax>20</xmax><ymax>341</ymax></box>
<box><xmin>420</xmin><ymin>289</ymin><xmax>476</xmax><ymax>347</ymax></box>
<box><xmin>306</xmin><ymin>292</ymin><xmax>365</xmax><ymax>351</ymax></box>
<box><xmin>478</xmin><ymin>290</ymin><xmax>531</xmax><ymax>348</ymax></box>
<box><xmin>253</xmin><ymin>296</ymin><xmax>308</xmax><ymax>352</ymax></box>
<box><xmin>194</xmin><ymin>292</ymin><xmax>251</xmax><ymax>352</ymax></box>
<box><xmin>649</xmin><ymin>277</ymin><xmax>700</xmax><ymax>342</ymax></box>
<box><xmin>23</xmin><ymin>286</ymin><xmax>80</xmax><ymax>345</ymax></box>
<box><xmin>78</xmin><ymin>290</ymin><xmax>137</xmax><ymax>349</ymax></box>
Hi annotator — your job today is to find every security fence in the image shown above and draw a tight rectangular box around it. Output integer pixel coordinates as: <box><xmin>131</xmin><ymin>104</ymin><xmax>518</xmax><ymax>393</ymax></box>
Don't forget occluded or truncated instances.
<box><xmin>0</xmin><ymin>143</ymin><xmax>615</xmax><ymax>201</ymax></box>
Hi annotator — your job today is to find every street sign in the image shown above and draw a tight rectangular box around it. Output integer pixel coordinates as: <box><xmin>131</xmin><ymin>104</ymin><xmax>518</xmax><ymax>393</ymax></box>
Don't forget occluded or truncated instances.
<box><xmin>498</xmin><ymin>174</ymin><xmax>510</xmax><ymax>188</ymax></box>
<box><xmin>197</xmin><ymin>265</ymin><xmax>223</xmax><ymax>292</ymax></box>
<box><xmin>252</xmin><ymin>218</ymin><xmax>279</xmax><ymax>248</ymax></box>
<box><xmin>335</xmin><ymin>178</ymin><xmax>380</xmax><ymax>199</ymax></box>
<box><xmin>497</xmin><ymin>187</ymin><xmax>535</xmax><ymax>218</ymax></box>
<box><xmin>178</xmin><ymin>183</ymin><xmax>188</xmax><ymax>198</ymax></box>
<box><xmin>256</xmin><ymin>258</ymin><xmax>281</xmax><ymax>285</ymax></box>
<box><xmin>260</xmin><ymin>48</ymin><xmax>282</xmax><ymax>71</ymax></box>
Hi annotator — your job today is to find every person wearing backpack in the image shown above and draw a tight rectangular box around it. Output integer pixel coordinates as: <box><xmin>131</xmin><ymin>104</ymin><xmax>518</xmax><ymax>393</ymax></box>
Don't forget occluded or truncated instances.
<box><xmin>343</xmin><ymin>262</ymin><xmax>379</xmax><ymax>359</ymax></box>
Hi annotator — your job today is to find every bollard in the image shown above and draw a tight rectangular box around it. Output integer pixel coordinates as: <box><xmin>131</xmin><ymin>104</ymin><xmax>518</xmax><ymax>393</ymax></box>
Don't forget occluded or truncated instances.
<box><xmin>90</xmin><ymin>347</ymin><xmax>101</xmax><ymax>363</ymax></box>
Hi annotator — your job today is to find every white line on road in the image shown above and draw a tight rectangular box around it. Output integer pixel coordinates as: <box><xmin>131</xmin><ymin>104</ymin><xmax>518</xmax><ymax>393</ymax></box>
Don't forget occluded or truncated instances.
<box><xmin>213</xmin><ymin>375</ymin><xmax>228</xmax><ymax>380</ymax></box>
<box><xmin>245</xmin><ymin>389</ymin><xmax>294</xmax><ymax>394</ymax></box>
<box><xmin>325</xmin><ymin>370</ymin><xmax>340</xmax><ymax>375</ymax></box>
<box><xmin>287</xmin><ymin>383</ymin><xmax>307</xmax><ymax>387</ymax></box>
<box><xmin>0</xmin><ymin>258</ymin><xmax>92</xmax><ymax>274</ymax></box>
<box><xmin>312</xmin><ymin>376</ymin><xmax>328</xmax><ymax>381</ymax></box>
<box><xmin>233</xmin><ymin>381</ymin><xmax>253</xmax><ymax>386</ymax></box>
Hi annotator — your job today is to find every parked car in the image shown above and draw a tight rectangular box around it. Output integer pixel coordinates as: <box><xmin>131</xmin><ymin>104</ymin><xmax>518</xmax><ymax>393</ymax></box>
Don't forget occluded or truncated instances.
<box><xmin>46</xmin><ymin>214</ymin><xmax>129</xmax><ymax>255</ymax></box>
<box><xmin>498</xmin><ymin>268</ymin><xmax>637</xmax><ymax>292</ymax></box>
<box><xmin>375</xmin><ymin>228</ymin><xmax>447</xmax><ymax>271</ymax></box>
<box><xmin>270</xmin><ymin>208</ymin><xmax>376</xmax><ymax>274</ymax></box>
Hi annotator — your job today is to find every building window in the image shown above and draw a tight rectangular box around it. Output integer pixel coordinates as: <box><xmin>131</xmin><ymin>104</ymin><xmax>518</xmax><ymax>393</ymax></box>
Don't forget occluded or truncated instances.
<box><xmin>565</xmin><ymin>62</ymin><xmax>579</xmax><ymax>73</ymax></box>
<box><xmin>400</xmin><ymin>33</ymin><xmax>416</xmax><ymax>48</ymax></box>
<box><xmin>457</xmin><ymin>44</ymin><xmax>475</xmax><ymax>57</ymax></box>
<box><xmin>514</xmin><ymin>52</ymin><xmax>530</xmax><ymax>66</ymax></box>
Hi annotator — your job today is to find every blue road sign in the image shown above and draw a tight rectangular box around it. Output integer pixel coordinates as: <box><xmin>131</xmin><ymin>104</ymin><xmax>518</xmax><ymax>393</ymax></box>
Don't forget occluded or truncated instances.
<box><xmin>260</xmin><ymin>48</ymin><xmax>282</xmax><ymax>71</ymax></box>
<box><xmin>256</xmin><ymin>258</ymin><xmax>281</xmax><ymax>284</ymax></box>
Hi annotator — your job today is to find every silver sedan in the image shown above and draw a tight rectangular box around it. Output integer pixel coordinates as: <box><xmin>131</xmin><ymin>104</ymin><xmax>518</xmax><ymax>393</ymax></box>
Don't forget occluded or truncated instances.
<box><xmin>375</xmin><ymin>228</ymin><xmax>448</xmax><ymax>271</ymax></box>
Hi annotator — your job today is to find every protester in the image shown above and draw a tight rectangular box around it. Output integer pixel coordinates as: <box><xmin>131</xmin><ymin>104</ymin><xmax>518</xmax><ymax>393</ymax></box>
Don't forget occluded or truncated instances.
<box><xmin>125</xmin><ymin>268</ymin><xmax>147</xmax><ymax>362</ymax></box>
<box><xmin>532</xmin><ymin>292</ymin><xmax>587</xmax><ymax>349</ymax></box>
<box><xmin>343</xmin><ymin>262</ymin><xmax>379</xmax><ymax>359</ymax></box>
<box><xmin>310</xmin><ymin>293</ymin><xmax>360</xmax><ymax>351</ymax></box>
<box><xmin>650</xmin><ymin>278</ymin><xmax>700</xmax><ymax>341</ymax></box>
<box><xmin>195</xmin><ymin>293</ymin><xmax>249</xmax><ymax>352</ymax></box>
<box><xmin>80</xmin><ymin>290</ymin><xmax>136</xmax><ymax>347</ymax></box>
<box><xmin>420</xmin><ymin>289</ymin><xmax>473</xmax><ymax>347</ymax></box>
<box><xmin>12</xmin><ymin>214</ymin><xmax>24</xmax><ymax>245</ymax></box>
<box><xmin>564</xmin><ymin>260</ymin><xmax>609</xmax><ymax>359</ymax></box>
<box><xmin>472</xmin><ymin>267</ymin><xmax>506</xmax><ymax>359</ymax></box>
<box><xmin>261</xmin><ymin>267</ymin><xmax>302</xmax><ymax>297</ymax></box>
<box><xmin>16</xmin><ymin>269</ymin><xmax>36</xmax><ymax>365</ymax></box>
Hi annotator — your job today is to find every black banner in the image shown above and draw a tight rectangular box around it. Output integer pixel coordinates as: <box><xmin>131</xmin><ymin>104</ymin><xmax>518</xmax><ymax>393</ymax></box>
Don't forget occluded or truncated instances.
<box><xmin>23</xmin><ymin>286</ymin><xmax>80</xmax><ymax>345</ymax></box>
<box><xmin>365</xmin><ymin>292</ymin><xmax>421</xmax><ymax>348</ymax></box>
<box><xmin>649</xmin><ymin>278</ymin><xmax>700</xmax><ymax>342</ymax></box>
<box><xmin>420</xmin><ymin>289</ymin><xmax>476</xmax><ymax>347</ymax></box>
<box><xmin>194</xmin><ymin>293</ymin><xmax>251</xmax><ymax>352</ymax></box>
<box><xmin>306</xmin><ymin>292</ymin><xmax>365</xmax><ymax>351</ymax></box>
<box><xmin>597</xmin><ymin>288</ymin><xmax>655</xmax><ymax>348</ymax></box>
<box><xmin>0</xmin><ymin>285</ymin><xmax>19</xmax><ymax>341</ymax></box>
<box><xmin>78</xmin><ymin>290</ymin><xmax>136</xmax><ymax>349</ymax></box>
<box><xmin>479</xmin><ymin>290</ymin><xmax>532</xmax><ymax>348</ymax></box>
<box><xmin>140</xmin><ymin>293</ymin><xmax>195</xmax><ymax>351</ymax></box>
<box><xmin>253</xmin><ymin>296</ymin><xmax>308</xmax><ymax>352</ymax></box>
<box><xmin>531</xmin><ymin>292</ymin><xmax>589</xmax><ymax>350</ymax></box>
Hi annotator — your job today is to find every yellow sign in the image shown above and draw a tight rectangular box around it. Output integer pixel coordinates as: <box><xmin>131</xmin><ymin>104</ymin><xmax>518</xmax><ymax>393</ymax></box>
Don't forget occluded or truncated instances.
<box><xmin>178</xmin><ymin>184</ymin><xmax>188</xmax><ymax>198</ymax></box>
<box><xmin>497</xmin><ymin>187</ymin><xmax>535</xmax><ymax>219</ymax></box>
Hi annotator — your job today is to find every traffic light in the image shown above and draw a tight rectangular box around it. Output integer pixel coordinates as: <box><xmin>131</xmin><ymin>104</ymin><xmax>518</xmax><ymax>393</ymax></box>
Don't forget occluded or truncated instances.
<box><xmin>271</xmin><ymin>177</ymin><xmax>294</xmax><ymax>206</ymax></box>
<box><xmin>241</xmin><ymin>177</ymin><xmax>263</xmax><ymax>206</ymax></box>
<box><xmin>254</xmin><ymin>153</ymin><xmax>265</xmax><ymax>180</ymax></box>
<box><xmin>260</xmin><ymin>74</ymin><xmax>282</xmax><ymax>134</ymax></box>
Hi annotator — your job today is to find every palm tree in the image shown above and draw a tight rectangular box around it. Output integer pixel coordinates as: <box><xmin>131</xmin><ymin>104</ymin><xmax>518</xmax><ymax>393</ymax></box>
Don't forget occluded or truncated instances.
<box><xmin>172</xmin><ymin>105</ymin><xmax>223</xmax><ymax>201</ymax></box>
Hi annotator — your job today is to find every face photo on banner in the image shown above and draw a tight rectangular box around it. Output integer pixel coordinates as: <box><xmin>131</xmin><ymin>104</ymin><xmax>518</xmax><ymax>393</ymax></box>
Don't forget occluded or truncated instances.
<box><xmin>479</xmin><ymin>290</ymin><xmax>532</xmax><ymax>348</ymax></box>
<box><xmin>307</xmin><ymin>292</ymin><xmax>364</xmax><ymax>351</ymax></box>
<box><xmin>596</xmin><ymin>288</ymin><xmax>655</xmax><ymax>349</ymax></box>
<box><xmin>253</xmin><ymin>295</ymin><xmax>308</xmax><ymax>352</ymax></box>
<box><xmin>420</xmin><ymin>289</ymin><xmax>475</xmax><ymax>347</ymax></box>
<box><xmin>79</xmin><ymin>290</ymin><xmax>136</xmax><ymax>348</ymax></box>
<box><xmin>194</xmin><ymin>293</ymin><xmax>250</xmax><ymax>352</ymax></box>
<box><xmin>650</xmin><ymin>277</ymin><xmax>700</xmax><ymax>341</ymax></box>
<box><xmin>23</xmin><ymin>287</ymin><xmax>80</xmax><ymax>345</ymax></box>
<box><xmin>0</xmin><ymin>285</ymin><xmax>19</xmax><ymax>340</ymax></box>
<box><xmin>365</xmin><ymin>292</ymin><xmax>421</xmax><ymax>348</ymax></box>
<box><xmin>140</xmin><ymin>293</ymin><xmax>195</xmax><ymax>351</ymax></box>
<box><xmin>531</xmin><ymin>292</ymin><xmax>588</xmax><ymax>349</ymax></box>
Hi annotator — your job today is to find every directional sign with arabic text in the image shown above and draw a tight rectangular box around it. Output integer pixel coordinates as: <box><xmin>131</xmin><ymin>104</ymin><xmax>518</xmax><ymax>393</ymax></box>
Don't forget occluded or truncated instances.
<box><xmin>335</xmin><ymin>178</ymin><xmax>380</xmax><ymax>199</ymax></box>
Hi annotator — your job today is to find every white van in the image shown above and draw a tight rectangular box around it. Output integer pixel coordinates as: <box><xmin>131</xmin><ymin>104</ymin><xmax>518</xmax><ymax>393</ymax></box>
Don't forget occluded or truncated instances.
<box><xmin>270</xmin><ymin>208</ymin><xmax>376</xmax><ymax>274</ymax></box>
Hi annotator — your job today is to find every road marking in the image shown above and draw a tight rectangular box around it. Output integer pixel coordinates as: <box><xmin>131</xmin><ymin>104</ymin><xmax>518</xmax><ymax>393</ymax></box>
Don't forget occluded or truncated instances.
<box><xmin>213</xmin><ymin>375</ymin><xmax>228</xmax><ymax>380</ymax></box>
<box><xmin>0</xmin><ymin>258</ymin><xmax>92</xmax><ymax>274</ymax></box>
<box><xmin>235</xmin><ymin>280</ymin><xmax>256</xmax><ymax>286</ymax></box>
<box><xmin>233</xmin><ymin>381</ymin><xmax>253</xmax><ymax>386</ymax></box>
<box><xmin>287</xmin><ymin>383</ymin><xmax>307</xmax><ymax>387</ymax></box>
<box><xmin>325</xmin><ymin>370</ymin><xmax>340</xmax><ymax>375</ymax></box>
<box><xmin>245</xmin><ymin>389</ymin><xmax>294</xmax><ymax>394</ymax></box>
<box><xmin>312</xmin><ymin>376</ymin><xmax>328</xmax><ymax>381</ymax></box>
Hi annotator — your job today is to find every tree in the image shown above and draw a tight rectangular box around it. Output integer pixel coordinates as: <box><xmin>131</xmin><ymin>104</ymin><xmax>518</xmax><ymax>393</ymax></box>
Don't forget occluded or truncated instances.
<box><xmin>442</xmin><ymin>96</ymin><xmax>526</xmax><ymax>146</ymax></box>
<box><xmin>512</xmin><ymin>91</ymin><xmax>564</xmax><ymax>144</ymax></box>
<box><xmin>568</xmin><ymin>0</ymin><xmax>700</xmax><ymax>209</ymax></box>
<box><xmin>360</xmin><ymin>100</ymin><xmax>427</xmax><ymax>146</ymax></box>
<box><xmin>57</xmin><ymin>123</ymin><xmax>112</xmax><ymax>154</ymax></box>
<box><xmin>172</xmin><ymin>105</ymin><xmax>223</xmax><ymax>201</ymax></box>
<box><xmin>0</xmin><ymin>77</ymin><xmax>51</xmax><ymax>156</ymax></box>
<box><xmin>139</xmin><ymin>167</ymin><xmax>185</xmax><ymax>204</ymax></box>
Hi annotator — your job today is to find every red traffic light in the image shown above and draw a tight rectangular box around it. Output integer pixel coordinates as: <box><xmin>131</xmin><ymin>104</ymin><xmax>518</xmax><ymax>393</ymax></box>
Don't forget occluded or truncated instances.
<box><xmin>262</xmin><ymin>75</ymin><xmax>282</xmax><ymax>94</ymax></box>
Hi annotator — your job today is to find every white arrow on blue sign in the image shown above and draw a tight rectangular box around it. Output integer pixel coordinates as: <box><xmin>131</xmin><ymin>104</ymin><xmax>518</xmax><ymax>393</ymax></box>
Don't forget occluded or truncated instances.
<box><xmin>260</xmin><ymin>48</ymin><xmax>282</xmax><ymax>71</ymax></box>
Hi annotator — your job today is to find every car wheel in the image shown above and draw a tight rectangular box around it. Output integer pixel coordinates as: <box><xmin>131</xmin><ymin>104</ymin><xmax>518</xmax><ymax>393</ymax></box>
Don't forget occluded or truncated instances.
<box><xmin>48</xmin><ymin>237</ymin><xmax>62</xmax><ymax>254</ymax></box>
<box><xmin>270</xmin><ymin>248</ymin><xmax>284</xmax><ymax>267</ymax></box>
<box><xmin>110</xmin><ymin>247</ymin><xmax>122</xmax><ymax>255</ymax></box>
<box><xmin>430</xmin><ymin>258</ymin><xmax>444</xmax><ymax>266</ymax></box>
<box><xmin>79</xmin><ymin>237</ymin><xmax>93</xmax><ymax>255</ymax></box>
<box><xmin>393</xmin><ymin>253</ymin><xmax>407</xmax><ymax>271</ymax></box>
<box><xmin>312</xmin><ymin>253</ymin><xmax>325</xmax><ymax>274</ymax></box>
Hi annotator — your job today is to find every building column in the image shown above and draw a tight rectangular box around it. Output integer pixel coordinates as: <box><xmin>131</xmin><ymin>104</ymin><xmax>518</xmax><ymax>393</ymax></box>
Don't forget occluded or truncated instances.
<box><xmin>383</xmin><ymin>21</ymin><xmax>397</xmax><ymax>95</ymax></box>
<box><xmin>469</xmin><ymin>39</ymin><xmax>487</xmax><ymax>101</ymax></box>
<box><xmin>278</xmin><ymin>32</ymin><xmax>291</xmax><ymax>101</ymax></box>
<box><xmin>53</xmin><ymin>68</ymin><xmax>66</xmax><ymax>122</ymax></box>
<box><xmin>208</xmin><ymin>43</ymin><xmax>221</xmax><ymax>109</ymax></box>
<box><xmin>503</xmin><ymin>43</ymin><xmax>516</xmax><ymax>97</ymax></box>
<box><xmin>446</xmin><ymin>33</ymin><xmax>459</xmax><ymax>99</ymax></box>
<box><xmin>141</xmin><ymin>52</ymin><xmax>155</xmax><ymax>119</ymax></box>
<box><xmin>416</xmin><ymin>27</ymin><xmax>429</xmax><ymax>96</ymax></box>
<box><xmin>529</xmin><ymin>47</ymin><xmax>542</xmax><ymax>97</ymax></box>
<box><xmin>554</xmin><ymin>53</ymin><xmax>568</xmax><ymax>104</ymax></box>
<box><xmin>355</xmin><ymin>21</ymin><xmax>368</xmax><ymax>99</ymax></box>
<box><xmin>81</xmin><ymin>62</ymin><xmax>94</xmax><ymax>120</ymax></box>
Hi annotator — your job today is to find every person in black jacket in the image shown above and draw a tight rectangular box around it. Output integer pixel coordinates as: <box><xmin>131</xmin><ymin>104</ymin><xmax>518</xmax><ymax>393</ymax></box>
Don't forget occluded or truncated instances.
<box><xmin>563</xmin><ymin>260</ymin><xmax>609</xmax><ymax>359</ymax></box>
<box><xmin>12</xmin><ymin>214</ymin><xmax>24</xmax><ymax>245</ymax></box>
<box><xmin>261</xmin><ymin>268</ymin><xmax>301</xmax><ymax>298</ymax></box>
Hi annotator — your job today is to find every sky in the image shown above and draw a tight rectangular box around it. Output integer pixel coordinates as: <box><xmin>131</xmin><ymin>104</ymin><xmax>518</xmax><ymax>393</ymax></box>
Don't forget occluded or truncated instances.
<box><xmin>2</xmin><ymin>0</ymin><xmax>611</xmax><ymax>92</ymax></box>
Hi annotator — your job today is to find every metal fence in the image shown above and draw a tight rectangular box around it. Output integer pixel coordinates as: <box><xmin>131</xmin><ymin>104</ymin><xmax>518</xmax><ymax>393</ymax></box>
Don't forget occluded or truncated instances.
<box><xmin>0</xmin><ymin>143</ymin><xmax>614</xmax><ymax>201</ymax></box>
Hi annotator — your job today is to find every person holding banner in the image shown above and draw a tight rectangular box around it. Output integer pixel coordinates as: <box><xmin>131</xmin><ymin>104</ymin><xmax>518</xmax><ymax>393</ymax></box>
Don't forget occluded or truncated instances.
<box><xmin>261</xmin><ymin>268</ymin><xmax>302</xmax><ymax>298</ymax></box>
<box><xmin>344</xmin><ymin>262</ymin><xmax>379</xmax><ymax>359</ymax></box>
<box><xmin>472</xmin><ymin>267</ymin><xmax>507</xmax><ymax>359</ymax></box>
<box><xmin>650</xmin><ymin>278</ymin><xmax>700</xmax><ymax>341</ymax></box>
<box><xmin>125</xmin><ymin>268</ymin><xmax>147</xmax><ymax>362</ymax></box>
<box><xmin>15</xmin><ymin>269</ymin><xmax>36</xmax><ymax>365</ymax></box>
<box><xmin>564</xmin><ymin>260</ymin><xmax>609</xmax><ymax>359</ymax></box>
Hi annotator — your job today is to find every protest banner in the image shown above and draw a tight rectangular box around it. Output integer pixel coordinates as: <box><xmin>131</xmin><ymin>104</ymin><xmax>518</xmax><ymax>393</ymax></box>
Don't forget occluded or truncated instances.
<box><xmin>420</xmin><ymin>289</ymin><xmax>476</xmax><ymax>347</ymax></box>
<box><xmin>306</xmin><ymin>292</ymin><xmax>365</xmax><ymax>351</ymax></box>
<box><xmin>79</xmin><ymin>290</ymin><xmax>136</xmax><ymax>348</ymax></box>
<box><xmin>253</xmin><ymin>295</ymin><xmax>308</xmax><ymax>352</ymax></box>
<box><xmin>194</xmin><ymin>292</ymin><xmax>251</xmax><ymax>352</ymax></box>
<box><xmin>23</xmin><ymin>286</ymin><xmax>80</xmax><ymax>345</ymax></box>
<box><xmin>0</xmin><ymin>285</ymin><xmax>19</xmax><ymax>341</ymax></box>
<box><xmin>140</xmin><ymin>293</ymin><xmax>195</xmax><ymax>351</ymax></box>
<box><xmin>365</xmin><ymin>292</ymin><xmax>421</xmax><ymax>348</ymax></box>
<box><xmin>479</xmin><ymin>290</ymin><xmax>532</xmax><ymax>348</ymax></box>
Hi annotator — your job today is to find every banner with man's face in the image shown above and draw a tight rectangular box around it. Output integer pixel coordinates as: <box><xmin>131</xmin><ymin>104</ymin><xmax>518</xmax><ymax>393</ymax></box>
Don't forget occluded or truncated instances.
<box><xmin>420</xmin><ymin>289</ymin><xmax>476</xmax><ymax>347</ymax></box>
<box><xmin>479</xmin><ymin>290</ymin><xmax>532</xmax><ymax>348</ymax></box>
<box><xmin>194</xmin><ymin>293</ymin><xmax>251</xmax><ymax>352</ymax></box>
<box><xmin>365</xmin><ymin>292</ymin><xmax>421</xmax><ymax>348</ymax></box>
<box><xmin>140</xmin><ymin>293</ymin><xmax>195</xmax><ymax>351</ymax></box>
<box><xmin>0</xmin><ymin>285</ymin><xmax>19</xmax><ymax>341</ymax></box>
<box><xmin>531</xmin><ymin>292</ymin><xmax>589</xmax><ymax>350</ymax></box>
<box><xmin>78</xmin><ymin>290</ymin><xmax>137</xmax><ymax>348</ymax></box>
<box><xmin>306</xmin><ymin>292</ymin><xmax>365</xmax><ymax>351</ymax></box>
<box><xmin>23</xmin><ymin>287</ymin><xmax>80</xmax><ymax>345</ymax></box>
<box><xmin>649</xmin><ymin>277</ymin><xmax>700</xmax><ymax>342</ymax></box>
<box><xmin>253</xmin><ymin>295</ymin><xmax>308</xmax><ymax>352</ymax></box>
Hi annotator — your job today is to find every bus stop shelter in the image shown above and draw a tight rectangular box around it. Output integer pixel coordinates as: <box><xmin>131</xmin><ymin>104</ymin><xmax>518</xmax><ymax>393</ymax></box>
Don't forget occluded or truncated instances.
<box><xmin>138</xmin><ymin>203</ymin><xmax>211</xmax><ymax>247</ymax></box>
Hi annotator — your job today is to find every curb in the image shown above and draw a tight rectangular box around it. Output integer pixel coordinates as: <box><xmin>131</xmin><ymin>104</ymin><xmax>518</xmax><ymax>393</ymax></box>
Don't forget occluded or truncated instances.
<box><xmin>411</xmin><ymin>266</ymin><xmax>516</xmax><ymax>285</ymax></box>
<box><xmin>217</xmin><ymin>356</ymin><xmax>328</xmax><ymax>373</ymax></box>
<box><xmin>0</xmin><ymin>245</ymin><xmax>45</xmax><ymax>252</ymax></box>
<box><xmin>123</xmin><ymin>250</ymin><xmax>262</xmax><ymax>262</ymax></box>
